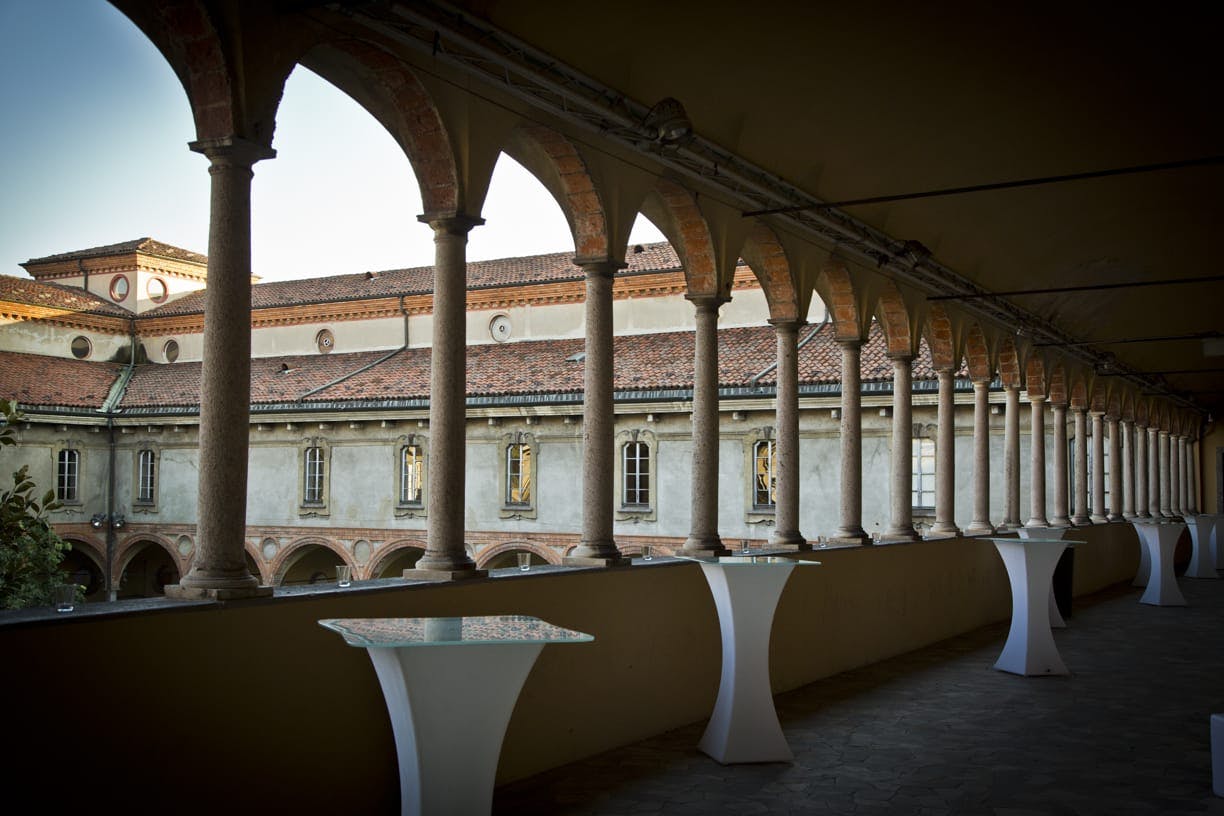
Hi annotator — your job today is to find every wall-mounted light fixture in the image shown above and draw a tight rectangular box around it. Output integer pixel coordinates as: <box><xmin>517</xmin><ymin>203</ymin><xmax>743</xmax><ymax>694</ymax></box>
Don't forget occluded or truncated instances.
<box><xmin>643</xmin><ymin>97</ymin><xmax>693</xmax><ymax>148</ymax></box>
<box><xmin>91</xmin><ymin>513</ymin><xmax>124</xmax><ymax>530</ymax></box>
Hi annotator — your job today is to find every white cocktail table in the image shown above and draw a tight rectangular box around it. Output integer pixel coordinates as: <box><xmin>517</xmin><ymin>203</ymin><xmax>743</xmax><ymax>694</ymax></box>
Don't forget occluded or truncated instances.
<box><xmin>319</xmin><ymin>616</ymin><xmax>592</xmax><ymax>816</ymax></box>
<box><xmin>1183</xmin><ymin>515</ymin><xmax>1220</xmax><ymax>580</ymax></box>
<box><xmin>685</xmin><ymin>555</ymin><xmax>819</xmax><ymax>763</ymax></box>
<box><xmin>1130</xmin><ymin>521</ymin><xmax>1188</xmax><ymax>606</ymax></box>
<box><xmin>985</xmin><ymin>537</ymin><xmax>1070</xmax><ymax>676</ymax></box>
<box><xmin>1017</xmin><ymin>526</ymin><xmax>1073</xmax><ymax>628</ymax></box>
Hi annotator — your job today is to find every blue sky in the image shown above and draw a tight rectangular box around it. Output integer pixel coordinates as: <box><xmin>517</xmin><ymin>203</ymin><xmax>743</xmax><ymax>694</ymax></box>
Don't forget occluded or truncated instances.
<box><xmin>0</xmin><ymin>0</ymin><xmax>662</xmax><ymax>282</ymax></box>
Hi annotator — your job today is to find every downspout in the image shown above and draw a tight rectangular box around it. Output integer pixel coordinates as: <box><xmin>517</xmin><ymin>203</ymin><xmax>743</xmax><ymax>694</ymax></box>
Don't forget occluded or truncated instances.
<box><xmin>749</xmin><ymin>310</ymin><xmax>830</xmax><ymax>389</ymax></box>
<box><xmin>99</xmin><ymin>319</ymin><xmax>138</xmax><ymax>601</ymax></box>
<box><xmin>296</xmin><ymin>294</ymin><xmax>411</xmax><ymax>402</ymax></box>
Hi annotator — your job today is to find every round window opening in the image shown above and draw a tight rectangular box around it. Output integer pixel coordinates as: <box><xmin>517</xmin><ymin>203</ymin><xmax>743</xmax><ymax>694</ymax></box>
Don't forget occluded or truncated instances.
<box><xmin>489</xmin><ymin>314</ymin><xmax>512</xmax><ymax>343</ymax></box>
<box><xmin>163</xmin><ymin>339</ymin><xmax>180</xmax><ymax>363</ymax></box>
<box><xmin>316</xmin><ymin>329</ymin><xmax>335</xmax><ymax>354</ymax></box>
<box><xmin>147</xmin><ymin>277</ymin><xmax>168</xmax><ymax>303</ymax></box>
<box><xmin>70</xmin><ymin>336</ymin><xmax>92</xmax><ymax>359</ymax></box>
<box><xmin>109</xmin><ymin>275</ymin><xmax>130</xmax><ymax>302</ymax></box>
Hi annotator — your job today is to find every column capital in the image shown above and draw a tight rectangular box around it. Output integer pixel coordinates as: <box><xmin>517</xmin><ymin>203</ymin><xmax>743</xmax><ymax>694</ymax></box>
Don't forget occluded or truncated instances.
<box><xmin>417</xmin><ymin>212</ymin><xmax>486</xmax><ymax>235</ymax></box>
<box><xmin>767</xmin><ymin>317</ymin><xmax>805</xmax><ymax>332</ymax></box>
<box><xmin>573</xmin><ymin>257</ymin><xmax>627</xmax><ymax>276</ymax></box>
<box><xmin>1027</xmin><ymin>393</ymin><xmax>1047</xmax><ymax>404</ymax></box>
<box><xmin>886</xmin><ymin>351</ymin><xmax>915</xmax><ymax>363</ymax></box>
<box><xmin>189</xmin><ymin>136</ymin><xmax>276</xmax><ymax>166</ymax></box>
<box><xmin>686</xmin><ymin>293</ymin><xmax>730</xmax><ymax>312</ymax></box>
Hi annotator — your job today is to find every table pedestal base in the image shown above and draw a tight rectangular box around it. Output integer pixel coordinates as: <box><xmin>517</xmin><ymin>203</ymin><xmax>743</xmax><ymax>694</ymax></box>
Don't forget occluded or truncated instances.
<box><xmin>698</xmin><ymin>561</ymin><xmax>795</xmax><ymax>763</ymax></box>
<box><xmin>1184</xmin><ymin>516</ymin><xmax>1219</xmax><ymax>580</ymax></box>
<box><xmin>989</xmin><ymin>539</ymin><xmax>1069</xmax><ymax>676</ymax></box>
<box><xmin>1133</xmin><ymin>523</ymin><xmax>1187</xmax><ymax>606</ymax></box>
<box><xmin>368</xmin><ymin>642</ymin><xmax>543</xmax><ymax>816</ymax></box>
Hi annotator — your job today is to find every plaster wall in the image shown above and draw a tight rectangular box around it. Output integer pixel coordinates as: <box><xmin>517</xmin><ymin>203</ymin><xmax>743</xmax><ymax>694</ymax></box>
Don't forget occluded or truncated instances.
<box><xmin>251</xmin><ymin>316</ymin><xmax>405</xmax><ymax>358</ymax></box>
<box><xmin>0</xmin><ymin>320</ymin><xmax>128</xmax><ymax>361</ymax></box>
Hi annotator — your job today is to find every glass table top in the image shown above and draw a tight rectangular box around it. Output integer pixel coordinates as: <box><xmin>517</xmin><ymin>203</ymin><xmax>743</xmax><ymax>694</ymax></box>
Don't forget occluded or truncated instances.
<box><xmin>984</xmin><ymin>536</ymin><xmax>1071</xmax><ymax>545</ymax></box>
<box><xmin>318</xmin><ymin>615</ymin><xmax>594</xmax><ymax>648</ymax></box>
<box><xmin>676</xmin><ymin>555</ymin><xmax>821</xmax><ymax>566</ymax></box>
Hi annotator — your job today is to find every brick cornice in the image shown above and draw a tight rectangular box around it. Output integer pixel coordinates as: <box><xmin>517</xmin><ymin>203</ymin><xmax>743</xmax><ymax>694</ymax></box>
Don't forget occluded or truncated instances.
<box><xmin>0</xmin><ymin>303</ymin><xmax>130</xmax><ymax>334</ymax></box>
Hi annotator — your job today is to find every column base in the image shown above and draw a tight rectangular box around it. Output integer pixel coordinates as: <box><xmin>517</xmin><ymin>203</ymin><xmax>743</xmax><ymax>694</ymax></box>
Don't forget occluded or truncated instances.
<box><xmin>769</xmin><ymin>530</ymin><xmax>810</xmax><ymax>550</ymax></box>
<box><xmin>164</xmin><ymin>583</ymin><xmax>273</xmax><ymax>601</ymax></box>
<box><xmin>1136</xmin><ymin>512</ymin><xmax>1152</xmax><ymax>519</ymax></box>
<box><xmin>881</xmin><ymin>529</ymin><xmax>920</xmax><ymax>544</ymax></box>
<box><xmin>1070</xmin><ymin>515</ymin><xmax>1092</xmax><ymax>526</ymax></box>
<box><xmin>562</xmin><ymin>555</ymin><xmax>632</xmax><ymax>568</ymax></box>
<box><xmin>964</xmin><ymin>522</ymin><xmax>996</xmax><ymax>537</ymax></box>
<box><xmin>1107</xmin><ymin>513</ymin><xmax>1125</xmax><ymax>522</ymax></box>
<box><xmin>1090</xmin><ymin>514</ymin><xmax>1109</xmax><ymax>524</ymax></box>
<box><xmin>1123</xmin><ymin>512</ymin><xmax>1138</xmax><ymax>520</ymax></box>
<box><xmin>1025</xmin><ymin>518</ymin><xmax>1050</xmax><ymax>529</ymax></box>
<box><xmin>833</xmin><ymin>526</ymin><xmax>868</xmax><ymax>543</ymax></box>
<box><xmin>995</xmin><ymin>521</ymin><xmax>1024</xmax><ymax>532</ymax></box>
<box><xmin>930</xmin><ymin>521</ymin><xmax>960</xmax><ymax>535</ymax></box>
<box><xmin>403</xmin><ymin>567</ymin><xmax>489</xmax><ymax>582</ymax></box>
<box><xmin>681</xmin><ymin>534</ymin><xmax>731</xmax><ymax>558</ymax></box>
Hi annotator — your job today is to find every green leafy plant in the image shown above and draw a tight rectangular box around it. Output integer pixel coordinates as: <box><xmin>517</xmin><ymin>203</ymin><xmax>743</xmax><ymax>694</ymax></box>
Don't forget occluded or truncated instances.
<box><xmin>0</xmin><ymin>399</ymin><xmax>76</xmax><ymax>610</ymax></box>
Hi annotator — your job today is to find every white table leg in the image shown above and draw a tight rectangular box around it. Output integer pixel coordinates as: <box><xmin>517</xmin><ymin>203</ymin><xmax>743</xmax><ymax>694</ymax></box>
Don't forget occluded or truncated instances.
<box><xmin>698</xmin><ymin>563</ymin><xmax>795</xmax><ymax>763</ymax></box>
<box><xmin>1137</xmin><ymin>525</ymin><xmax>1187</xmax><ymax>606</ymax></box>
<box><xmin>1185</xmin><ymin>516</ymin><xmax>1219</xmax><ymax>579</ymax></box>
<box><xmin>1133</xmin><ymin>531</ymin><xmax>1153</xmax><ymax>587</ymax></box>
<box><xmin>367</xmin><ymin>642</ymin><xmax>544</xmax><ymax>816</ymax></box>
<box><xmin>992</xmin><ymin>540</ymin><xmax>1068</xmax><ymax>676</ymax></box>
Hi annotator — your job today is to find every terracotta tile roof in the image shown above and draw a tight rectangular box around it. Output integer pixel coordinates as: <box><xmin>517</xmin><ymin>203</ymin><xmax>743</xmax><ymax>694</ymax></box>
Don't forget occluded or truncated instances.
<box><xmin>0</xmin><ymin>275</ymin><xmax>130</xmax><ymax>317</ymax></box>
<box><xmin>22</xmin><ymin>238</ymin><xmax>207</xmax><ymax>267</ymax></box>
<box><xmin>0</xmin><ymin>351</ymin><xmax>122</xmax><ymax>409</ymax></box>
<box><xmin>115</xmin><ymin>320</ymin><xmax>957</xmax><ymax>412</ymax></box>
<box><xmin>143</xmin><ymin>242</ymin><xmax>683</xmax><ymax>317</ymax></box>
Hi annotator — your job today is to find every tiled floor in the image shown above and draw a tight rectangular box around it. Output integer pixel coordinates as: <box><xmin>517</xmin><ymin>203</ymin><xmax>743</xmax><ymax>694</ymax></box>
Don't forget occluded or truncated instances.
<box><xmin>496</xmin><ymin>576</ymin><xmax>1224</xmax><ymax>815</ymax></box>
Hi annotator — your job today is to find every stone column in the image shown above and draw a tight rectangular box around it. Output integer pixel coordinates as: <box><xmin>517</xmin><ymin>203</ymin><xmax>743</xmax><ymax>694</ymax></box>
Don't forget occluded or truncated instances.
<box><xmin>885</xmin><ymin>355</ymin><xmax>919</xmax><ymax>542</ymax></box>
<box><xmin>1071</xmin><ymin>408</ymin><xmax>1090</xmax><ymax>525</ymax></box>
<box><xmin>169</xmin><ymin>138</ymin><xmax>274</xmax><ymax>600</ymax></box>
<box><xmin>1002</xmin><ymin>385</ymin><xmax>1022</xmax><ymax>529</ymax></box>
<box><xmin>770</xmin><ymin>319</ymin><xmax>806</xmax><ymax>548</ymax></box>
<box><xmin>1026</xmin><ymin>395</ymin><xmax>1049</xmax><ymax>527</ymax></box>
<box><xmin>1121</xmin><ymin>420</ymin><xmax>1137</xmax><ymax>519</ymax></box>
<box><xmin>407</xmin><ymin>214</ymin><xmax>486</xmax><ymax>580</ymax></box>
<box><xmin>1170</xmin><ymin>434</ymin><xmax>1181</xmax><ymax>517</ymax></box>
<box><xmin>1187</xmin><ymin>438</ymin><xmax>1199</xmax><ymax>514</ymax></box>
<box><xmin>931</xmin><ymin>368</ymin><xmax>959</xmax><ymax>535</ymax></box>
<box><xmin>1090</xmin><ymin>412</ymin><xmax>1107</xmax><ymax>523</ymax></box>
<box><xmin>683</xmin><ymin>296</ymin><xmax>730</xmax><ymax>556</ymax></box>
<box><xmin>1158</xmin><ymin>430</ymin><xmax>1171</xmax><ymax>517</ymax></box>
<box><xmin>1050</xmin><ymin>403</ymin><xmax>1070</xmax><ymax>527</ymax></box>
<box><xmin>1135</xmin><ymin>421</ymin><xmax>1149</xmax><ymax>518</ymax></box>
<box><xmin>1148</xmin><ymin>426</ymin><xmax>1161</xmax><ymax>518</ymax></box>
<box><xmin>1107</xmin><ymin>417</ymin><xmax>1123</xmax><ymax>521</ymax></box>
<box><xmin>965</xmin><ymin>379</ymin><xmax>994</xmax><ymax>535</ymax></box>
<box><xmin>567</xmin><ymin>261</ymin><xmax>628</xmax><ymax>566</ymax></box>
<box><xmin>1175</xmin><ymin>437</ymin><xmax>1184</xmax><ymax>513</ymax></box>
<box><xmin>835</xmin><ymin>340</ymin><xmax>868</xmax><ymax>543</ymax></box>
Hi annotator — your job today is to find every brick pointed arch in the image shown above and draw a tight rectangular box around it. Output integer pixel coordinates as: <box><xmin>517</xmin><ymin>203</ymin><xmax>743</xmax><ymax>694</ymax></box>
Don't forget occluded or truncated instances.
<box><xmin>1025</xmin><ymin>357</ymin><xmax>1048</xmax><ymax>398</ymax></box>
<box><xmin>1047</xmin><ymin>362</ymin><xmax>1069</xmax><ymax>406</ymax></box>
<box><xmin>740</xmin><ymin>221</ymin><xmax>799</xmax><ymax>321</ymax></box>
<box><xmin>923</xmin><ymin>304</ymin><xmax>961</xmax><ymax>371</ymax></box>
<box><xmin>301</xmin><ymin>40</ymin><xmax>459</xmax><ymax>215</ymax></box>
<box><xmin>503</xmin><ymin>125</ymin><xmax>610</xmax><ymax>261</ymax></box>
<box><xmin>368</xmin><ymin>539</ymin><xmax>426</xmax><ymax>579</ymax></box>
<box><xmin>874</xmin><ymin>280</ymin><xmax>918</xmax><ymax>358</ymax></box>
<box><xmin>964</xmin><ymin>323</ymin><xmax>995</xmax><ymax>382</ymax></box>
<box><xmin>477</xmin><ymin>540</ymin><xmax>559</xmax><ymax>568</ymax></box>
<box><xmin>815</xmin><ymin>258</ymin><xmax>871</xmax><ymax>342</ymax></box>
<box><xmin>269</xmin><ymin>536</ymin><xmax>347</xmax><ymax>586</ymax></box>
<box><xmin>998</xmin><ymin>337</ymin><xmax>1023</xmax><ymax>389</ymax></box>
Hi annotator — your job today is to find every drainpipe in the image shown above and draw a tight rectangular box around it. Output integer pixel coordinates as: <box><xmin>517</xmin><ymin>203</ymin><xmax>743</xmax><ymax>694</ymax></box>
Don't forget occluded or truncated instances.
<box><xmin>296</xmin><ymin>295</ymin><xmax>411</xmax><ymax>401</ymax></box>
<box><xmin>749</xmin><ymin>311</ymin><xmax>830</xmax><ymax>389</ymax></box>
<box><xmin>100</xmin><ymin>319</ymin><xmax>139</xmax><ymax>600</ymax></box>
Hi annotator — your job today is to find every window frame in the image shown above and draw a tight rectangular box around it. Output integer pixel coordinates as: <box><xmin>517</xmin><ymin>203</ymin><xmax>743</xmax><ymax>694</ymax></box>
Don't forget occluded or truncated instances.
<box><xmin>498</xmin><ymin>431</ymin><xmax>538</xmax><ymax>519</ymax></box>
<box><xmin>132</xmin><ymin>444</ymin><xmax>160</xmax><ymax>512</ymax></box>
<box><xmin>752</xmin><ymin>438</ymin><xmax>777</xmax><ymax>510</ymax></box>
<box><xmin>742</xmin><ymin>427</ymin><xmax>777</xmax><ymax>526</ymax></box>
<box><xmin>57</xmin><ymin>448</ymin><xmax>81</xmax><ymax>504</ymax></box>
<box><xmin>395</xmin><ymin>433</ymin><xmax>428</xmax><ymax>518</ymax></box>
<box><xmin>297</xmin><ymin>438</ymin><xmax>331</xmax><ymax>517</ymax></box>
<box><xmin>911</xmin><ymin>435</ymin><xmax>936</xmax><ymax>511</ymax></box>
<box><xmin>614</xmin><ymin>429</ymin><xmax>658</xmax><ymax>523</ymax></box>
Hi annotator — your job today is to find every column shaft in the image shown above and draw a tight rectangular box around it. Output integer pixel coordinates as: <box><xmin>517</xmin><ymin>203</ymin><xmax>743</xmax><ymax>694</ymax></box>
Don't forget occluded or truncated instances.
<box><xmin>770</xmin><ymin>320</ymin><xmax>805</xmax><ymax>548</ymax></box>
<box><xmin>683</xmin><ymin>296</ymin><xmax>729</xmax><ymax>555</ymax></box>
<box><xmin>835</xmin><ymin>341</ymin><xmax>868</xmax><ymax>542</ymax></box>
<box><xmin>1026</xmin><ymin>396</ymin><xmax>1048</xmax><ymax>527</ymax></box>
<box><xmin>1148</xmin><ymin>427</ymin><xmax>1161</xmax><ymax>517</ymax></box>
<box><xmin>1178</xmin><ymin>436</ymin><xmax>1190</xmax><ymax>515</ymax></box>
<box><xmin>886</xmin><ymin>356</ymin><xmax>918</xmax><ymax>541</ymax></box>
<box><xmin>1159</xmin><ymin>431</ymin><xmax>1171</xmax><ymax>517</ymax></box>
<box><xmin>1135</xmin><ymin>423</ymin><xmax>1150</xmax><ymax>518</ymax></box>
<box><xmin>1050</xmin><ymin>404</ymin><xmax>1070</xmax><ymax>526</ymax></box>
<box><xmin>932</xmin><ymin>369</ymin><xmax>959</xmax><ymax>535</ymax></box>
<box><xmin>1187</xmin><ymin>439</ymin><xmax>1199</xmax><ymax>514</ymax></box>
<box><xmin>1121</xmin><ymin>420</ymin><xmax>1136</xmax><ymax>519</ymax></box>
<box><xmin>1090</xmin><ymin>412</ymin><xmax>1107</xmax><ymax>523</ymax></box>
<box><xmin>1002</xmin><ymin>385</ymin><xmax>1021</xmax><ymax>529</ymax></box>
<box><xmin>412</xmin><ymin>215</ymin><xmax>484</xmax><ymax>579</ymax></box>
<box><xmin>1072</xmin><ymin>408</ymin><xmax>1090</xmax><ymax>525</ymax></box>
<box><xmin>568</xmin><ymin>262</ymin><xmax>627</xmax><ymax>565</ymax></box>
<box><xmin>172</xmin><ymin>139</ymin><xmax>273</xmax><ymax>599</ymax></box>
<box><xmin>1107</xmin><ymin>417</ymin><xmax>1123</xmax><ymax>521</ymax></box>
<box><xmin>965</xmin><ymin>380</ymin><xmax>994</xmax><ymax>535</ymax></box>
<box><xmin>1170</xmin><ymin>435</ymin><xmax>1182</xmax><ymax>516</ymax></box>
